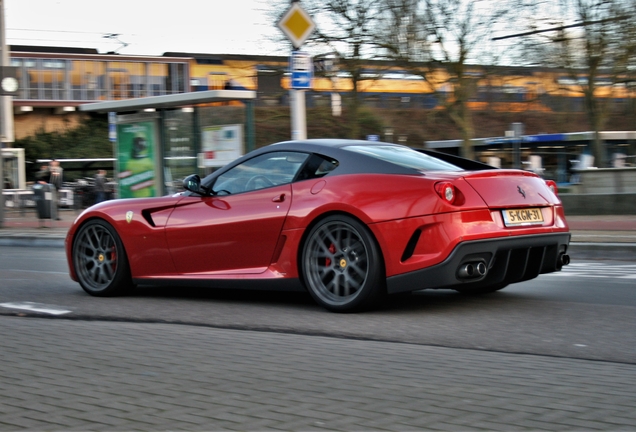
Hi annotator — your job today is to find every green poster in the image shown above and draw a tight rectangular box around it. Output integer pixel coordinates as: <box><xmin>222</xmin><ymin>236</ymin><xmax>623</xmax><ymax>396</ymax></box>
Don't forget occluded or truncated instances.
<box><xmin>117</xmin><ymin>121</ymin><xmax>157</xmax><ymax>198</ymax></box>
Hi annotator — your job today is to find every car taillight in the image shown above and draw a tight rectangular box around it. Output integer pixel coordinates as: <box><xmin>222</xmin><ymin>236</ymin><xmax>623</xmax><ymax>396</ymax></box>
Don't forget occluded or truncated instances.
<box><xmin>545</xmin><ymin>180</ymin><xmax>558</xmax><ymax>196</ymax></box>
<box><xmin>435</xmin><ymin>182</ymin><xmax>456</xmax><ymax>204</ymax></box>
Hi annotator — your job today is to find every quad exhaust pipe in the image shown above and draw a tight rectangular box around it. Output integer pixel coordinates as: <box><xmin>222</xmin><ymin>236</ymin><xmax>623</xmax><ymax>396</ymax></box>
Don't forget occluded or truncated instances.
<box><xmin>457</xmin><ymin>261</ymin><xmax>487</xmax><ymax>279</ymax></box>
<box><xmin>457</xmin><ymin>253</ymin><xmax>569</xmax><ymax>280</ymax></box>
<box><xmin>559</xmin><ymin>253</ymin><xmax>570</xmax><ymax>267</ymax></box>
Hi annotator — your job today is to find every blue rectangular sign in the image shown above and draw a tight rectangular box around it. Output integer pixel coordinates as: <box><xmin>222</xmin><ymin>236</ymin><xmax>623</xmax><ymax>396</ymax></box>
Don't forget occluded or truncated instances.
<box><xmin>523</xmin><ymin>134</ymin><xmax>565</xmax><ymax>143</ymax></box>
<box><xmin>291</xmin><ymin>71</ymin><xmax>312</xmax><ymax>89</ymax></box>
<box><xmin>290</xmin><ymin>51</ymin><xmax>313</xmax><ymax>89</ymax></box>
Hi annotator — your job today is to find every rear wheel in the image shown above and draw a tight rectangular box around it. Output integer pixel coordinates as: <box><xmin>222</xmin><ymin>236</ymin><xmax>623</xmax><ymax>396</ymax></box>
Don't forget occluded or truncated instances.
<box><xmin>72</xmin><ymin>219</ymin><xmax>133</xmax><ymax>296</ymax></box>
<box><xmin>301</xmin><ymin>215</ymin><xmax>385</xmax><ymax>312</ymax></box>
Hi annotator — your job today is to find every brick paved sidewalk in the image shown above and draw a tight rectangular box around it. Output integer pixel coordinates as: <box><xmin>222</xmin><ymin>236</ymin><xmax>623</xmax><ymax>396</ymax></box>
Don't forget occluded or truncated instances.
<box><xmin>1</xmin><ymin>316</ymin><xmax>635</xmax><ymax>431</ymax></box>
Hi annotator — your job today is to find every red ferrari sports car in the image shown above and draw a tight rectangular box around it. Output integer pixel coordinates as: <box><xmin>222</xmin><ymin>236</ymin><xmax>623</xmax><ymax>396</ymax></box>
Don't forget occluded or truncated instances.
<box><xmin>65</xmin><ymin>139</ymin><xmax>570</xmax><ymax>312</ymax></box>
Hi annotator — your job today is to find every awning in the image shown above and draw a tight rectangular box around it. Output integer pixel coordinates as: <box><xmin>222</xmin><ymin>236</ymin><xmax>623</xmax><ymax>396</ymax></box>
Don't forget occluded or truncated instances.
<box><xmin>79</xmin><ymin>89</ymin><xmax>256</xmax><ymax>113</ymax></box>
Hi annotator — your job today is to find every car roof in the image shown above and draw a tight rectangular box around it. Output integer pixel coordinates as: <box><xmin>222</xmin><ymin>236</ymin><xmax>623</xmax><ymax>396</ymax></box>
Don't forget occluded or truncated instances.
<box><xmin>203</xmin><ymin>139</ymin><xmax>473</xmax><ymax>185</ymax></box>
<box><xmin>255</xmin><ymin>139</ymin><xmax>426</xmax><ymax>175</ymax></box>
<box><xmin>267</xmin><ymin>139</ymin><xmax>494</xmax><ymax>171</ymax></box>
<box><xmin>271</xmin><ymin>138</ymin><xmax>387</xmax><ymax>149</ymax></box>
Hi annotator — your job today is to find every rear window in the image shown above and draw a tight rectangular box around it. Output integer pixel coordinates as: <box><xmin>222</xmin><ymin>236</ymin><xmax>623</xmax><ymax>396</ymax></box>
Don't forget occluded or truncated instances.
<box><xmin>344</xmin><ymin>145</ymin><xmax>463</xmax><ymax>172</ymax></box>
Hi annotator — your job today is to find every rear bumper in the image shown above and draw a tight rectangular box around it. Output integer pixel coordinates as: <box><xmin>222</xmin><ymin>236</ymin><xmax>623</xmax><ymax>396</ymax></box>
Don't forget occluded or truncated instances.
<box><xmin>386</xmin><ymin>233</ymin><xmax>571</xmax><ymax>294</ymax></box>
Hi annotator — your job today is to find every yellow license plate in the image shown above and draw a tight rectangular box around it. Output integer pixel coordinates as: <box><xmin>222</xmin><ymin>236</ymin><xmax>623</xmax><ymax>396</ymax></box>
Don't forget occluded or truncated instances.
<box><xmin>502</xmin><ymin>208</ymin><xmax>544</xmax><ymax>226</ymax></box>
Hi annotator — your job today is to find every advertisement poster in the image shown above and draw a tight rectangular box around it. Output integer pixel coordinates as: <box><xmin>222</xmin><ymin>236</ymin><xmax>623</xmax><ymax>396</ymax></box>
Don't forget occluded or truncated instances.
<box><xmin>117</xmin><ymin>121</ymin><xmax>157</xmax><ymax>198</ymax></box>
<box><xmin>200</xmin><ymin>124</ymin><xmax>243</xmax><ymax>168</ymax></box>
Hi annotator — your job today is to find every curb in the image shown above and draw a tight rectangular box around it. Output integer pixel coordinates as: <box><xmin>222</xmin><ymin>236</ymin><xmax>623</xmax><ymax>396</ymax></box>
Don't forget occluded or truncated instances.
<box><xmin>567</xmin><ymin>242</ymin><xmax>636</xmax><ymax>261</ymax></box>
<box><xmin>0</xmin><ymin>236</ymin><xmax>65</xmax><ymax>248</ymax></box>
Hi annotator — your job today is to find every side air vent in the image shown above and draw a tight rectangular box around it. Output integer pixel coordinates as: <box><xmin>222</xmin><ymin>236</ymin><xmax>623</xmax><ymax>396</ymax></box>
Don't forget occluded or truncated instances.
<box><xmin>141</xmin><ymin>210</ymin><xmax>155</xmax><ymax>227</ymax></box>
<box><xmin>401</xmin><ymin>229</ymin><xmax>422</xmax><ymax>262</ymax></box>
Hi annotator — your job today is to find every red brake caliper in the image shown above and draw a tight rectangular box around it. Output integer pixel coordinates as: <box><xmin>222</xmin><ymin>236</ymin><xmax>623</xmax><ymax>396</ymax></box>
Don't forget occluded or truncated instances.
<box><xmin>111</xmin><ymin>246</ymin><xmax>117</xmax><ymax>271</ymax></box>
<box><xmin>325</xmin><ymin>243</ymin><xmax>336</xmax><ymax>267</ymax></box>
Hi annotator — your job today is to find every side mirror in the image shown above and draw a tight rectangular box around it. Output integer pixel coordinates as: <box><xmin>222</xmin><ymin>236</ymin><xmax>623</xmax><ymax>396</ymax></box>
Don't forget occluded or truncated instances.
<box><xmin>183</xmin><ymin>174</ymin><xmax>206</xmax><ymax>195</ymax></box>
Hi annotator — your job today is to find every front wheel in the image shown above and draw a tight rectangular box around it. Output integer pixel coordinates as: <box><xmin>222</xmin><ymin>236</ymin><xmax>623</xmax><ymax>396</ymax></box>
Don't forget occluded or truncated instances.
<box><xmin>72</xmin><ymin>219</ymin><xmax>133</xmax><ymax>297</ymax></box>
<box><xmin>301</xmin><ymin>215</ymin><xmax>385</xmax><ymax>312</ymax></box>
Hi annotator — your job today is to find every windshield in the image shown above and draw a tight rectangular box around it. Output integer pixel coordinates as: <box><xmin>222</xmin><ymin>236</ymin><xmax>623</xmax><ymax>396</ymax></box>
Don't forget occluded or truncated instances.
<box><xmin>344</xmin><ymin>145</ymin><xmax>463</xmax><ymax>172</ymax></box>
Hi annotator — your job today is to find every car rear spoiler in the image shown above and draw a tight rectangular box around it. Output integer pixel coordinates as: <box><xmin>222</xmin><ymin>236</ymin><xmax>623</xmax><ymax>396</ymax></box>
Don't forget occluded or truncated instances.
<box><xmin>415</xmin><ymin>149</ymin><xmax>497</xmax><ymax>171</ymax></box>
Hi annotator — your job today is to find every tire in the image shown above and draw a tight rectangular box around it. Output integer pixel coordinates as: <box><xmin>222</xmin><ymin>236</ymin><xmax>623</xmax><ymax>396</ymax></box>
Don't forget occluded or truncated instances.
<box><xmin>301</xmin><ymin>215</ymin><xmax>385</xmax><ymax>312</ymax></box>
<box><xmin>454</xmin><ymin>283</ymin><xmax>509</xmax><ymax>295</ymax></box>
<box><xmin>72</xmin><ymin>219</ymin><xmax>133</xmax><ymax>297</ymax></box>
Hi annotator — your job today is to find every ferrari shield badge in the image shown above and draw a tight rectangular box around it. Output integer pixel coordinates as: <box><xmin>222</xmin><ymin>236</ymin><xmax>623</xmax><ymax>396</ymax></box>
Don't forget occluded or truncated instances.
<box><xmin>126</xmin><ymin>211</ymin><xmax>134</xmax><ymax>224</ymax></box>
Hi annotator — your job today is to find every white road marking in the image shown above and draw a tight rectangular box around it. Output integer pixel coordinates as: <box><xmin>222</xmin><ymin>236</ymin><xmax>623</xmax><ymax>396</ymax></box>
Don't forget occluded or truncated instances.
<box><xmin>0</xmin><ymin>269</ymin><xmax>68</xmax><ymax>275</ymax></box>
<box><xmin>548</xmin><ymin>263</ymin><xmax>636</xmax><ymax>279</ymax></box>
<box><xmin>0</xmin><ymin>302</ymin><xmax>71</xmax><ymax>315</ymax></box>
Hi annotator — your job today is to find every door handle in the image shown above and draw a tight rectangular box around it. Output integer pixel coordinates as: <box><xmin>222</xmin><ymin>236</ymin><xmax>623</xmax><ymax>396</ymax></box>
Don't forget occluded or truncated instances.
<box><xmin>272</xmin><ymin>194</ymin><xmax>286</xmax><ymax>203</ymax></box>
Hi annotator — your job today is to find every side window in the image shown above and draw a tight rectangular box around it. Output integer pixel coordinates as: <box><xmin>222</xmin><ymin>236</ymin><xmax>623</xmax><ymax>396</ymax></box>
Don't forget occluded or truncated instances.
<box><xmin>212</xmin><ymin>151</ymin><xmax>310</xmax><ymax>194</ymax></box>
<box><xmin>315</xmin><ymin>156</ymin><xmax>339</xmax><ymax>176</ymax></box>
<box><xmin>296</xmin><ymin>154</ymin><xmax>339</xmax><ymax>181</ymax></box>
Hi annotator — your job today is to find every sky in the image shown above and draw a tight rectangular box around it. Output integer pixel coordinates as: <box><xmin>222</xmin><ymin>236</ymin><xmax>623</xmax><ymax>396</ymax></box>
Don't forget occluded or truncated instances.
<box><xmin>3</xmin><ymin>0</ymin><xmax>289</xmax><ymax>56</ymax></box>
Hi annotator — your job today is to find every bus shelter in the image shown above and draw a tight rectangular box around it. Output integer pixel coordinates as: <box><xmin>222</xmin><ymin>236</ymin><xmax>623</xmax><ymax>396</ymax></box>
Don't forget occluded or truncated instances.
<box><xmin>80</xmin><ymin>89</ymin><xmax>256</xmax><ymax>198</ymax></box>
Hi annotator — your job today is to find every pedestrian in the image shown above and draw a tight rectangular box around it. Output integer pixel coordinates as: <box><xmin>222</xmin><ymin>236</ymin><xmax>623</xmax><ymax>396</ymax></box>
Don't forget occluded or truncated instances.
<box><xmin>49</xmin><ymin>159</ymin><xmax>63</xmax><ymax>190</ymax></box>
<box><xmin>35</xmin><ymin>165</ymin><xmax>49</xmax><ymax>184</ymax></box>
<box><xmin>48</xmin><ymin>159</ymin><xmax>63</xmax><ymax>220</ymax></box>
<box><xmin>94</xmin><ymin>170</ymin><xmax>107</xmax><ymax>204</ymax></box>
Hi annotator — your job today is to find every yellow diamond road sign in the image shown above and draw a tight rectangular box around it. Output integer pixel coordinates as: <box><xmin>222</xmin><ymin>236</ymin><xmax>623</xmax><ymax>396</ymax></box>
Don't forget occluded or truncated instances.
<box><xmin>278</xmin><ymin>3</ymin><xmax>316</xmax><ymax>49</ymax></box>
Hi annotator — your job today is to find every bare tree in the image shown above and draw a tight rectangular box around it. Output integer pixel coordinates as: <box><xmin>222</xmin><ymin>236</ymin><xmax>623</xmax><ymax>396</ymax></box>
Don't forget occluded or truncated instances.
<box><xmin>379</xmin><ymin>0</ymin><xmax>510</xmax><ymax>159</ymax></box>
<box><xmin>512</xmin><ymin>0</ymin><xmax>636</xmax><ymax>167</ymax></box>
<box><xmin>309</xmin><ymin>0</ymin><xmax>391</xmax><ymax>138</ymax></box>
<box><xmin>270</xmin><ymin>0</ymin><xmax>514</xmax><ymax>151</ymax></box>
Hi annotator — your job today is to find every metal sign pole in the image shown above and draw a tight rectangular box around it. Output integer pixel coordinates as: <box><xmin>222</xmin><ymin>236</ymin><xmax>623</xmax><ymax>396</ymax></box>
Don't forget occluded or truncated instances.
<box><xmin>0</xmin><ymin>0</ymin><xmax>9</xmax><ymax>227</ymax></box>
<box><xmin>290</xmin><ymin>50</ymin><xmax>308</xmax><ymax>140</ymax></box>
<box><xmin>289</xmin><ymin>50</ymin><xmax>312</xmax><ymax>140</ymax></box>
<box><xmin>278</xmin><ymin>1</ymin><xmax>315</xmax><ymax>142</ymax></box>
<box><xmin>290</xmin><ymin>87</ymin><xmax>307</xmax><ymax>140</ymax></box>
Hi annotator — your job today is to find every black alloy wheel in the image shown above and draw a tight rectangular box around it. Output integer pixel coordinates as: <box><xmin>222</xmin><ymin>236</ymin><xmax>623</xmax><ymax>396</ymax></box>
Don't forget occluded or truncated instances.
<box><xmin>301</xmin><ymin>215</ymin><xmax>385</xmax><ymax>312</ymax></box>
<box><xmin>72</xmin><ymin>219</ymin><xmax>133</xmax><ymax>296</ymax></box>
